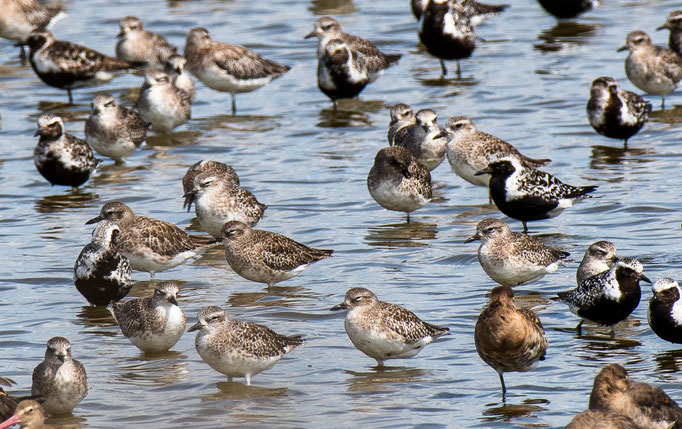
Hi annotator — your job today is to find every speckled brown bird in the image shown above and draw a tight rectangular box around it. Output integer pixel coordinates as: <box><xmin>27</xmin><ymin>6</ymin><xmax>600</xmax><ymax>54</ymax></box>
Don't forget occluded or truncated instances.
<box><xmin>135</xmin><ymin>69</ymin><xmax>192</xmax><ymax>133</ymax></box>
<box><xmin>85</xmin><ymin>201</ymin><xmax>220</xmax><ymax>277</ymax></box>
<box><xmin>26</xmin><ymin>30</ymin><xmax>135</xmax><ymax>103</ymax></box>
<box><xmin>367</xmin><ymin>146</ymin><xmax>432</xmax><ymax>222</ymax></box>
<box><xmin>576</xmin><ymin>241</ymin><xmax>619</xmax><ymax>285</ymax></box>
<box><xmin>0</xmin><ymin>400</ymin><xmax>55</xmax><ymax>429</ymax></box>
<box><xmin>189</xmin><ymin>305</ymin><xmax>303</xmax><ymax>385</ymax></box>
<box><xmin>31</xmin><ymin>337</ymin><xmax>88</xmax><ymax>415</ymax></box>
<box><xmin>589</xmin><ymin>363</ymin><xmax>682</xmax><ymax>428</ymax></box>
<box><xmin>184</xmin><ymin>27</ymin><xmax>290</xmax><ymax>114</ymax></box>
<box><xmin>387</xmin><ymin>103</ymin><xmax>416</xmax><ymax>146</ymax></box>
<box><xmin>658</xmin><ymin>10</ymin><xmax>682</xmax><ymax>57</ymax></box>
<box><xmin>566</xmin><ymin>409</ymin><xmax>642</xmax><ymax>429</ymax></box>
<box><xmin>0</xmin><ymin>0</ymin><xmax>65</xmax><ymax>57</ymax></box>
<box><xmin>330</xmin><ymin>287</ymin><xmax>449</xmax><ymax>367</ymax></box>
<box><xmin>110</xmin><ymin>282</ymin><xmax>186</xmax><ymax>353</ymax></box>
<box><xmin>221</xmin><ymin>221</ymin><xmax>333</xmax><ymax>287</ymax></box>
<box><xmin>182</xmin><ymin>160</ymin><xmax>239</xmax><ymax>210</ymax></box>
<box><xmin>115</xmin><ymin>16</ymin><xmax>177</xmax><ymax>66</ymax></box>
<box><xmin>475</xmin><ymin>285</ymin><xmax>548</xmax><ymax>400</ymax></box>
<box><xmin>184</xmin><ymin>171</ymin><xmax>266</xmax><ymax>237</ymax></box>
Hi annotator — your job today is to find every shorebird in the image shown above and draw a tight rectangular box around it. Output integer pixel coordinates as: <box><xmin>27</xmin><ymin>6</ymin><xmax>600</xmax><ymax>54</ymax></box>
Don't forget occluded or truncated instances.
<box><xmin>576</xmin><ymin>241</ymin><xmax>618</xmax><ymax>285</ymax></box>
<box><xmin>0</xmin><ymin>0</ymin><xmax>65</xmax><ymax>57</ymax></box>
<box><xmin>657</xmin><ymin>9</ymin><xmax>682</xmax><ymax>56</ymax></box>
<box><xmin>135</xmin><ymin>69</ymin><xmax>191</xmax><ymax>133</ymax></box>
<box><xmin>412</xmin><ymin>0</ymin><xmax>508</xmax><ymax>25</ymax></box>
<box><xmin>0</xmin><ymin>400</ymin><xmax>55</xmax><ymax>429</ymax></box>
<box><xmin>648</xmin><ymin>278</ymin><xmax>682</xmax><ymax>344</ymax></box>
<box><xmin>115</xmin><ymin>16</ymin><xmax>177</xmax><ymax>66</ymax></box>
<box><xmin>537</xmin><ymin>0</ymin><xmax>595</xmax><ymax>18</ymax></box>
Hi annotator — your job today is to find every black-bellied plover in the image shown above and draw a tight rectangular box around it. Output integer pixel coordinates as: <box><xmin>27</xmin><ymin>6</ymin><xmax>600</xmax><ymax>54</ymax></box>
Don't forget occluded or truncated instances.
<box><xmin>649</xmin><ymin>278</ymin><xmax>682</xmax><ymax>344</ymax></box>
<box><xmin>110</xmin><ymin>282</ymin><xmax>186</xmax><ymax>353</ymax></box>
<box><xmin>222</xmin><ymin>221</ymin><xmax>332</xmax><ymax>287</ymax></box>
<box><xmin>115</xmin><ymin>16</ymin><xmax>177</xmax><ymax>66</ymax></box>
<box><xmin>555</xmin><ymin>258</ymin><xmax>650</xmax><ymax>332</ymax></box>
<box><xmin>412</xmin><ymin>0</ymin><xmax>508</xmax><ymax>25</ymax></box>
<box><xmin>387</xmin><ymin>103</ymin><xmax>415</xmax><ymax>146</ymax></box>
<box><xmin>164</xmin><ymin>55</ymin><xmax>195</xmax><ymax>102</ymax></box>
<box><xmin>305</xmin><ymin>16</ymin><xmax>400</xmax><ymax>83</ymax></box>
<box><xmin>135</xmin><ymin>69</ymin><xmax>191</xmax><ymax>133</ymax></box>
<box><xmin>182</xmin><ymin>160</ymin><xmax>239</xmax><ymax>210</ymax></box>
<box><xmin>476</xmin><ymin>155</ymin><xmax>597</xmax><ymax>232</ymax></box>
<box><xmin>73</xmin><ymin>220</ymin><xmax>132</xmax><ymax>306</ymax></box>
<box><xmin>565</xmin><ymin>409</ymin><xmax>639</xmax><ymax>429</ymax></box>
<box><xmin>589</xmin><ymin>364</ymin><xmax>682</xmax><ymax>428</ymax></box>
<box><xmin>313</xmin><ymin>38</ymin><xmax>370</xmax><ymax>107</ymax></box>
<box><xmin>442</xmin><ymin>115</ymin><xmax>550</xmax><ymax>187</ymax></box>
<box><xmin>33</xmin><ymin>113</ymin><xmax>99</xmax><ymax>188</ymax></box>
<box><xmin>587</xmin><ymin>76</ymin><xmax>651</xmax><ymax>145</ymax></box>
<box><xmin>86</xmin><ymin>201</ymin><xmax>220</xmax><ymax>277</ymax></box>
<box><xmin>26</xmin><ymin>30</ymin><xmax>134</xmax><ymax>103</ymax></box>
<box><xmin>367</xmin><ymin>146</ymin><xmax>432</xmax><ymax>222</ymax></box>
<box><xmin>31</xmin><ymin>337</ymin><xmax>88</xmax><ymax>415</ymax></box>
<box><xmin>188</xmin><ymin>305</ymin><xmax>304</xmax><ymax>385</ymax></box>
<box><xmin>0</xmin><ymin>0</ymin><xmax>64</xmax><ymax>57</ymax></box>
<box><xmin>85</xmin><ymin>92</ymin><xmax>149</xmax><ymax>162</ymax></box>
<box><xmin>618</xmin><ymin>30</ymin><xmax>682</xmax><ymax>109</ymax></box>
<box><xmin>465</xmin><ymin>218</ymin><xmax>569</xmax><ymax>287</ymax></box>
<box><xmin>184</xmin><ymin>27</ymin><xmax>290</xmax><ymax>114</ymax></box>
<box><xmin>0</xmin><ymin>399</ymin><xmax>55</xmax><ymax>429</ymax></box>
<box><xmin>184</xmin><ymin>171</ymin><xmax>266</xmax><ymax>237</ymax></box>
<box><xmin>475</xmin><ymin>285</ymin><xmax>547</xmax><ymax>400</ymax></box>
<box><xmin>419</xmin><ymin>0</ymin><xmax>476</xmax><ymax>77</ymax></box>
<box><xmin>658</xmin><ymin>10</ymin><xmax>682</xmax><ymax>56</ymax></box>
<box><xmin>576</xmin><ymin>241</ymin><xmax>618</xmax><ymax>285</ymax></box>
<box><xmin>537</xmin><ymin>0</ymin><xmax>595</xmax><ymax>18</ymax></box>
<box><xmin>394</xmin><ymin>109</ymin><xmax>447</xmax><ymax>171</ymax></box>
<box><xmin>330</xmin><ymin>287</ymin><xmax>449</xmax><ymax>367</ymax></box>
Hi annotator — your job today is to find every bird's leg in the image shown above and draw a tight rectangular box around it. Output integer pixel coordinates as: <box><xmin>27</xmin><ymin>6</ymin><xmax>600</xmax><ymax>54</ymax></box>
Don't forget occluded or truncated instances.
<box><xmin>499</xmin><ymin>372</ymin><xmax>506</xmax><ymax>402</ymax></box>
<box><xmin>522</xmin><ymin>221</ymin><xmax>528</xmax><ymax>233</ymax></box>
<box><xmin>576</xmin><ymin>319</ymin><xmax>584</xmax><ymax>335</ymax></box>
<box><xmin>440</xmin><ymin>60</ymin><xmax>447</xmax><ymax>78</ymax></box>
<box><xmin>406</xmin><ymin>213</ymin><xmax>411</xmax><ymax>223</ymax></box>
<box><xmin>231</xmin><ymin>93</ymin><xmax>236</xmax><ymax>115</ymax></box>
<box><xmin>245</xmin><ymin>374</ymin><xmax>251</xmax><ymax>386</ymax></box>
<box><xmin>661</xmin><ymin>96</ymin><xmax>665</xmax><ymax>110</ymax></box>
<box><xmin>456</xmin><ymin>61</ymin><xmax>462</xmax><ymax>79</ymax></box>
<box><xmin>67</xmin><ymin>89</ymin><xmax>73</xmax><ymax>105</ymax></box>
<box><xmin>332</xmin><ymin>100</ymin><xmax>338</xmax><ymax>113</ymax></box>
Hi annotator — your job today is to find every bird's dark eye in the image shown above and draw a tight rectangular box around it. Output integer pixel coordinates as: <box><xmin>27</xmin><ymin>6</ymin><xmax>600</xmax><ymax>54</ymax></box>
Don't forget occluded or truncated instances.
<box><xmin>322</xmin><ymin>25</ymin><xmax>332</xmax><ymax>30</ymax></box>
<box><xmin>201</xmin><ymin>180</ymin><xmax>212</xmax><ymax>188</ymax></box>
<box><xmin>105</xmin><ymin>100</ymin><xmax>114</xmax><ymax>107</ymax></box>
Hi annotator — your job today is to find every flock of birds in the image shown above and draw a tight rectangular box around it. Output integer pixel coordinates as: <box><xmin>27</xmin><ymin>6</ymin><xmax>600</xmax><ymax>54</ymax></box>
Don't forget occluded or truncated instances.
<box><xmin>3</xmin><ymin>0</ymin><xmax>682</xmax><ymax>427</ymax></box>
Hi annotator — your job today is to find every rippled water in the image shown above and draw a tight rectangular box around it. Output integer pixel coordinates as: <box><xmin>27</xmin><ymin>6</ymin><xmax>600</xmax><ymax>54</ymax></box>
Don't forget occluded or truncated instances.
<box><xmin>2</xmin><ymin>0</ymin><xmax>682</xmax><ymax>427</ymax></box>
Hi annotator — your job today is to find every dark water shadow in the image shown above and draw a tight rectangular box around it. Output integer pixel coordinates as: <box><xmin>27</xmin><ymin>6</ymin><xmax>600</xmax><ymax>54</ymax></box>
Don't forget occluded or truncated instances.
<box><xmin>589</xmin><ymin>144</ymin><xmax>653</xmax><ymax>170</ymax></box>
<box><xmin>193</xmin><ymin>113</ymin><xmax>282</xmax><ymax>133</ymax></box>
<box><xmin>653</xmin><ymin>348</ymin><xmax>682</xmax><ymax>373</ymax></box>
<box><xmin>34</xmin><ymin>101</ymin><xmax>89</xmax><ymax>121</ymax></box>
<box><xmin>118</xmin><ymin>353</ymin><xmax>190</xmax><ymax>386</ymax></box>
<box><xmin>145</xmin><ymin>130</ymin><xmax>202</xmax><ymax>148</ymax></box>
<box><xmin>190</xmin><ymin>244</ymin><xmax>227</xmax><ymax>270</ymax></box>
<box><xmin>75</xmin><ymin>305</ymin><xmax>117</xmax><ymax>330</ymax></box>
<box><xmin>649</xmin><ymin>104</ymin><xmax>682</xmax><ymax>125</ymax></box>
<box><xmin>34</xmin><ymin>190</ymin><xmax>99</xmax><ymax>214</ymax></box>
<box><xmin>364</xmin><ymin>220</ymin><xmax>437</xmax><ymax>249</ymax></box>
<box><xmin>481</xmin><ymin>398</ymin><xmax>550</xmax><ymax>422</ymax></box>
<box><xmin>316</xmin><ymin>98</ymin><xmax>385</xmax><ymax>128</ymax></box>
<box><xmin>45</xmin><ymin>413</ymin><xmax>86</xmax><ymax>427</ymax></box>
<box><xmin>534</xmin><ymin>21</ymin><xmax>597</xmax><ymax>53</ymax></box>
<box><xmin>90</xmin><ymin>162</ymin><xmax>147</xmax><ymax>187</ymax></box>
<box><xmin>227</xmin><ymin>285</ymin><xmax>308</xmax><ymax>308</ymax></box>
<box><xmin>308</xmin><ymin>0</ymin><xmax>356</xmax><ymax>15</ymax></box>
<box><xmin>344</xmin><ymin>367</ymin><xmax>429</xmax><ymax>392</ymax></box>
<box><xmin>201</xmin><ymin>381</ymin><xmax>288</xmax><ymax>401</ymax></box>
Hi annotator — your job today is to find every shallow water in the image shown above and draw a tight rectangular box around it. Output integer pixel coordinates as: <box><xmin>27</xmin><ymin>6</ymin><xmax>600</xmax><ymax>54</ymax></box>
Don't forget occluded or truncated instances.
<box><xmin>2</xmin><ymin>0</ymin><xmax>682</xmax><ymax>427</ymax></box>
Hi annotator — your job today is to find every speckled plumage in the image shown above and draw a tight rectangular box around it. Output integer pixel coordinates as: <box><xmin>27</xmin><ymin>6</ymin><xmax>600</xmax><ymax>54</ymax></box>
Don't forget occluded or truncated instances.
<box><xmin>135</xmin><ymin>69</ymin><xmax>191</xmax><ymax>133</ymax></box>
<box><xmin>367</xmin><ymin>146</ymin><xmax>432</xmax><ymax>220</ymax></box>
<box><xmin>33</xmin><ymin>114</ymin><xmax>99</xmax><ymax>188</ymax></box>
<box><xmin>442</xmin><ymin>116</ymin><xmax>551</xmax><ymax>187</ymax></box>
<box><xmin>589</xmin><ymin>364</ymin><xmax>682</xmax><ymax>429</ymax></box>
<box><xmin>465</xmin><ymin>218</ymin><xmax>569</xmax><ymax>287</ymax></box>
<box><xmin>556</xmin><ymin>258</ymin><xmax>650</xmax><ymax>328</ymax></box>
<box><xmin>164</xmin><ymin>55</ymin><xmax>195</xmax><ymax>102</ymax></box>
<box><xmin>475</xmin><ymin>286</ymin><xmax>547</xmax><ymax>399</ymax></box>
<box><xmin>185</xmin><ymin>171</ymin><xmax>266</xmax><ymax>237</ymax></box>
<box><xmin>86</xmin><ymin>201</ymin><xmax>220</xmax><ymax>277</ymax></box>
<box><xmin>618</xmin><ymin>30</ymin><xmax>682</xmax><ymax>109</ymax></box>
<box><xmin>85</xmin><ymin>93</ymin><xmax>149</xmax><ymax>162</ymax></box>
<box><xmin>537</xmin><ymin>0</ymin><xmax>595</xmax><ymax>18</ymax></box>
<box><xmin>182</xmin><ymin>160</ymin><xmax>239</xmax><ymax>209</ymax></box>
<box><xmin>658</xmin><ymin>10</ymin><xmax>682</xmax><ymax>56</ymax></box>
<box><xmin>649</xmin><ymin>278</ymin><xmax>682</xmax><ymax>344</ymax></box>
<box><xmin>184</xmin><ymin>27</ymin><xmax>290</xmax><ymax>114</ymax></box>
<box><xmin>393</xmin><ymin>109</ymin><xmax>447</xmax><ymax>171</ymax></box>
<box><xmin>222</xmin><ymin>221</ymin><xmax>333</xmax><ymax>287</ymax></box>
<box><xmin>566</xmin><ymin>409</ymin><xmax>641</xmax><ymax>429</ymax></box>
<box><xmin>330</xmin><ymin>287</ymin><xmax>449</xmax><ymax>367</ymax></box>
<box><xmin>26</xmin><ymin>30</ymin><xmax>134</xmax><ymax>103</ymax></box>
<box><xmin>0</xmin><ymin>400</ymin><xmax>55</xmax><ymax>429</ymax></box>
<box><xmin>315</xmin><ymin>38</ymin><xmax>370</xmax><ymax>103</ymax></box>
<box><xmin>419</xmin><ymin>0</ymin><xmax>476</xmax><ymax>77</ymax></box>
<box><xmin>387</xmin><ymin>103</ymin><xmax>415</xmax><ymax>146</ymax></box>
<box><xmin>305</xmin><ymin>16</ymin><xmax>401</xmax><ymax>83</ymax></box>
<box><xmin>587</xmin><ymin>77</ymin><xmax>651</xmax><ymax>144</ymax></box>
<box><xmin>73</xmin><ymin>220</ymin><xmax>132</xmax><ymax>306</ymax></box>
<box><xmin>115</xmin><ymin>16</ymin><xmax>177</xmax><ymax>66</ymax></box>
<box><xmin>0</xmin><ymin>0</ymin><xmax>64</xmax><ymax>46</ymax></box>
<box><xmin>189</xmin><ymin>306</ymin><xmax>303</xmax><ymax>385</ymax></box>
<box><xmin>31</xmin><ymin>337</ymin><xmax>88</xmax><ymax>415</ymax></box>
<box><xmin>110</xmin><ymin>282</ymin><xmax>186</xmax><ymax>353</ymax></box>
<box><xmin>576</xmin><ymin>241</ymin><xmax>618</xmax><ymax>285</ymax></box>
<box><xmin>477</xmin><ymin>155</ymin><xmax>597</xmax><ymax>232</ymax></box>
<box><xmin>412</xmin><ymin>0</ymin><xmax>509</xmax><ymax>24</ymax></box>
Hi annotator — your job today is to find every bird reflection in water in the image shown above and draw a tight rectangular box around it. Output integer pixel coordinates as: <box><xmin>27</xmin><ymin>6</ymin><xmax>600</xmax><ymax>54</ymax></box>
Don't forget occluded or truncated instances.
<box><xmin>118</xmin><ymin>353</ymin><xmax>189</xmax><ymax>386</ymax></box>
<box><xmin>75</xmin><ymin>305</ymin><xmax>118</xmax><ymax>330</ymax></box>
<box><xmin>34</xmin><ymin>191</ymin><xmax>99</xmax><ymax>214</ymax></box>
<box><xmin>481</xmin><ymin>398</ymin><xmax>549</xmax><ymax>423</ymax></box>
<box><xmin>201</xmin><ymin>381</ymin><xmax>288</xmax><ymax>401</ymax></box>
<box><xmin>317</xmin><ymin>99</ymin><xmax>384</xmax><ymax>128</ymax></box>
<box><xmin>308</xmin><ymin>0</ymin><xmax>356</xmax><ymax>16</ymax></box>
<box><xmin>589</xmin><ymin>145</ymin><xmax>652</xmax><ymax>170</ymax></box>
<box><xmin>654</xmin><ymin>348</ymin><xmax>682</xmax><ymax>373</ymax></box>
<box><xmin>534</xmin><ymin>22</ymin><xmax>597</xmax><ymax>53</ymax></box>
<box><xmin>227</xmin><ymin>286</ymin><xmax>310</xmax><ymax>308</ymax></box>
<box><xmin>344</xmin><ymin>367</ymin><xmax>428</xmax><ymax>392</ymax></box>
<box><xmin>365</xmin><ymin>221</ymin><xmax>437</xmax><ymax>249</ymax></box>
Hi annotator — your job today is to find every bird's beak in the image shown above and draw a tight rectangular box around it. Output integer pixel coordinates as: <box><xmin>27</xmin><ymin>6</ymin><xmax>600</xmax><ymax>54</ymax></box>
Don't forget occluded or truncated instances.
<box><xmin>329</xmin><ymin>302</ymin><xmax>347</xmax><ymax>311</ymax></box>
<box><xmin>435</xmin><ymin>130</ymin><xmax>449</xmax><ymax>139</ymax></box>
<box><xmin>188</xmin><ymin>321</ymin><xmax>203</xmax><ymax>332</ymax></box>
<box><xmin>464</xmin><ymin>233</ymin><xmax>480</xmax><ymax>243</ymax></box>
<box><xmin>474</xmin><ymin>167</ymin><xmax>492</xmax><ymax>176</ymax></box>
<box><xmin>617</xmin><ymin>45</ymin><xmax>627</xmax><ymax>52</ymax></box>
<box><xmin>656</xmin><ymin>23</ymin><xmax>669</xmax><ymax>31</ymax></box>
<box><xmin>304</xmin><ymin>31</ymin><xmax>316</xmax><ymax>39</ymax></box>
<box><xmin>85</xmin><ymin>215</ymin><xmax>102</xmax><ymax>225</ymax></box>
<box><xmin>169</xmin><ymin>296</ymin><xmax>179</xmax><ymax>306</ymax></box>
<box><xmin>0</xmin><ymin>413</ymin><xmax>19</xmax><ymax>429</ymax></box>
<box><xmin>33</xmin><ymin>129</ymin><xmax>42</xmax><ymax>137</ymax></box>
<box><xmin>183</xmin><ymin>190</ymin><xmax>196</xmax><ymax>212</ymax></box>
<box><xmin>639</xmin><ymin>273</ymin><xmax>652</xmax><ymax>283</ymax></box>
<box><xmin>116</xmin><ymin>30</ymin><xmax>124</xmax><ymax>38</ymax></box>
